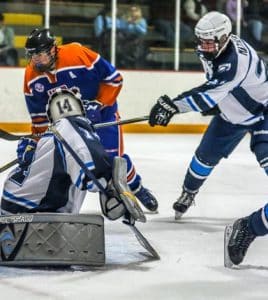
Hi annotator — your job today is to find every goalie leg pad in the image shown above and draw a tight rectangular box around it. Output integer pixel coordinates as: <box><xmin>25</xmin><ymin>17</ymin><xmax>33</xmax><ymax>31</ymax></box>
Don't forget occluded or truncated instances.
<box><xmin>0</xmin><ymin>213</ymin><xmax>105</xmax><ymax>266</ymax></box>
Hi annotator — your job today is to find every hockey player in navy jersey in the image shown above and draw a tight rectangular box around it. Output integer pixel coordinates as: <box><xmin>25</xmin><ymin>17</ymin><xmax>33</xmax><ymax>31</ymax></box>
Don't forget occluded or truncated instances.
<box><xmin>149</xmin><ymin>11</ymin><xmax>268</xmax><ymax>219</ymax></box>
<box><xmin>20</xmin><ymin>28</ymin><xmax>158</xmax><ymax>212</ymax></box>
<box><xmin>0</xmin><ymin>88</ymin><xmax>144</xmax><ymax>223</ymax></box>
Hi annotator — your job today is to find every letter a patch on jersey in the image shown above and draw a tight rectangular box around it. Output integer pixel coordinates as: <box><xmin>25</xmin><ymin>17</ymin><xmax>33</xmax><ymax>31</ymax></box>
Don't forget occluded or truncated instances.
<box><xmin>69</xmin><ymin>71</ymin><xmax>77</xmax><ymax>79</ymax></box>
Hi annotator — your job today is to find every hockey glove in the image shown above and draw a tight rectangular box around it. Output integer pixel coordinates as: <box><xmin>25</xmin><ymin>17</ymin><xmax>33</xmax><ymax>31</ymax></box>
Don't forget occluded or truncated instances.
<box><xmin>84</xmin><ymin>100</ymin><xmax>103</xmax><ymax>124</ymax></box>
<box><xmin>149</xmin><ymin>95</ymin><xmax>179</xmax><ymax>127</ymax></box>
<box><xmin>17</xmin><ymin>137</ymin><xmax>37</xmax><ymax>166</ymax></box>
<box><xmin>99</xmin><ymin>180</ymin><xmax>126</xmax><ymax>221</ymax></box>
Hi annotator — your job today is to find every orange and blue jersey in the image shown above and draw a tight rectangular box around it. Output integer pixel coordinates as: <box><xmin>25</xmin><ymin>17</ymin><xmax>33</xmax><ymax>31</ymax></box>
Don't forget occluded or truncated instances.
<box><xmin>24</xmin><ymin>42</ymin><xmax>123</xmax><ymax>136</ymax></box>
<box><xmin>24</xmin><ymin>42</ymin><xmax>141</xmax><ymax>190</ymax></box>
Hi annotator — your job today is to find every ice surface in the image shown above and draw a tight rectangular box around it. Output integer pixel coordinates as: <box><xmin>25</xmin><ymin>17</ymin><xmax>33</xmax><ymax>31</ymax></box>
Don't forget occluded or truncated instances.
<box><xmin>0</xmin><ymin>134</ymin><xmax>268</xmax><ymax>300</ymax></box>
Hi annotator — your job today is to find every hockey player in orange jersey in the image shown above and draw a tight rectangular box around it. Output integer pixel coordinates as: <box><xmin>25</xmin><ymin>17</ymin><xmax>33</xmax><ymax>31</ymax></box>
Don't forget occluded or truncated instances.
<box><xmin>20</xmin><ymin>28</ymin><xmax>158</xmax><ymax>212</ymax></box>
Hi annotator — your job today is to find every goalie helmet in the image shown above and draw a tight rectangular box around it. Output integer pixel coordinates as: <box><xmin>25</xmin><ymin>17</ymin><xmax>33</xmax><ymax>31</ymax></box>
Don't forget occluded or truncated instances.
<box><xmin>194</xmin><ymin>11</ymin><xmax>232</xmax><ymax>60</ymax></box>
<box><xmin>25</xmin><ymin>28</ymin><xmax>57</xmax><ymax>72</ymax></box>
<box><xmin>46</xmin><ymin>88</ymin><xmax>86</xmax><ymax>124</ymax></box>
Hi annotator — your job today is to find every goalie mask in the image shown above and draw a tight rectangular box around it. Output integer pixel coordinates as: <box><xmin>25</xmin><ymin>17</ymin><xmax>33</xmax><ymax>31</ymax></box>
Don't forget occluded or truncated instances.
<box><xmin>195</xmin><ymin>11</ymin><xmax>232</xmax><ymax>60</ymax></box>
<box><xmin>47</xmin><ymin>88</ymin><xmax>86</xmax><ymax>124</ymax></box>
<box><xmin>25</xmin><ymin>28</ymin><xmax>57</xmax><ymax>72</ymax></box>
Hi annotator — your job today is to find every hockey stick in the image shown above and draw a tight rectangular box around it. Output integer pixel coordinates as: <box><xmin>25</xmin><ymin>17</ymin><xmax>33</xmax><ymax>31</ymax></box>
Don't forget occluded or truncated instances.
<box><xmin>0</xmin><ymin>158</ymin><xmax>18</xmax><ymax>173</ymax></box>
<box><xmin>0</xmin><ymin>115</ymin><xmax>149</xmax><ymax>172</ymax></box>
<box><xmin>123</xmin><ymin>220</ymin><xmax>160</xmax><ymax>260</ymax></box>
<box><xmin>0</xmin><ymin>128</ymin><xmax>33</xmax><ymax>141</ymax></box>
<box><xmin>0</xmin><ymin>115</ymin><xmax>149</xmax><ymax>141</ymax></box>
<box><xmin>94</xmin><ymin>115</ymin><xmax>149</xmax><ymax>129</ymax></box>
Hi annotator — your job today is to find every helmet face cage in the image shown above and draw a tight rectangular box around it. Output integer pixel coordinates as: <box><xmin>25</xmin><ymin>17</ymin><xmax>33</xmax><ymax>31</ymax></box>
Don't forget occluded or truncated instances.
<box><xmin>194</xmin><ymin>12</ymin><xmax>232</xmax><ymax>60</ymax></box>
<box><xmin>47</xmin><ymin>89</ymin><xmax>86</xmax><ymax>124</ymax></box>
<box><xmin>25</xmin><ymin>28</ymin><xmax>57</xmax><ymax>72</ymax></box>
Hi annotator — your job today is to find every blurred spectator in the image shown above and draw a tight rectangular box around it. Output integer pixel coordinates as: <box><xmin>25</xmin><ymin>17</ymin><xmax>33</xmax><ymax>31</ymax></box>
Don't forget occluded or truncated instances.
<box><xmin>153</xmin><ymin>0</ymin><xmax>207</xmax><ymax>49</ymax></box>
<box><xmin>226</xmin><ymin>0</ymin><xmax>267</xmax><ymax>52</ymax></box>
<box><xmin>117</xmin><ymin>5</ymin><xmax>148</xmax><ymax>68</ymax></box>
<box><xmin>94</xmin><ymin>4</ymin><xmax>121</xmax><ymax>40</ymax></box>
<box><xmin>120</xmin><ymin>5</ymin><xmax>147</xmax><ymax>37</ymax></box>
<box><xmin>244</xmin><ymin>0</ymin><xmax>267</xmax><ymax>48</ymax></box>
<box><xmin>0</xmin><ymin>13</ymin><xmax>18</xmax><ymax>66</ymax></box>
<box><xmin>94</xmin><ymin>4</ymin><xmax>148</xmax><ymax>69</ymax></box>
<box><xmin>182</xmin><ymin>0</ymin><xmax>208</xmax><ymax>28</ymax></box>
<box><xmin>93</xmin><ymin>4</ymin><xmax>121</xmax><ymax>59</ymax></box>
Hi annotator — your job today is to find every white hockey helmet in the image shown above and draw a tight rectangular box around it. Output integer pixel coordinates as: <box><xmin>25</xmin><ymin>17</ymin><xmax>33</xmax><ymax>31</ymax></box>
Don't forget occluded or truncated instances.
<box><xmin>46</xmin><ymin>88</ymin><xmax>85</xmax><ymax>123</ymax></box>
<box><xmin>194</xmin><ymin>11</ymin><xmax>232</xmax><ymax>60</ymax></box>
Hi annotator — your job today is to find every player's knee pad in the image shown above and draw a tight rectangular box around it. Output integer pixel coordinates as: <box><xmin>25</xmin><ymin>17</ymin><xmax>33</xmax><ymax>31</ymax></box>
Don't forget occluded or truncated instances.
<box><xmin>253</xmin><ymin>143</ymin><xmax>268</xmax><ymax>175</ymax></box>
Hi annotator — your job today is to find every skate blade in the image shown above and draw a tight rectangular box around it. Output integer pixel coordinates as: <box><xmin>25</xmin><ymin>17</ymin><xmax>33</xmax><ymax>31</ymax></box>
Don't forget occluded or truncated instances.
<box><xmin>145</xmin><ymin>210</ymin><xmax>159</xmax><ymax>215</ymax></box>
<box><xmin>175</xmin><ymin>211</ymin><xmax>183</xmax><ymax>220</ymax></box>
<box><xmin>224</xmin><ymin>225</ymin><xmax>234</xmax><ymax>268</ymax></box>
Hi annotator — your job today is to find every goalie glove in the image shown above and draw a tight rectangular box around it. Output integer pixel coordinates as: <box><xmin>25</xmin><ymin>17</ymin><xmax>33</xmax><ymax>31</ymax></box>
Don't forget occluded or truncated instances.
<box><xmin>149</xmin><ymin>95</ymin><xmax>179</xmax><ymax>126</ymax></box>
<box><xmin>84</xmin><ymin>100</ymin><xmax>103</xmax><ymax>124</ymax></box>
<box><xmin>99</xmin><ymin>180</ymin><xmax>126</xmax><ymax>221</ymax></box>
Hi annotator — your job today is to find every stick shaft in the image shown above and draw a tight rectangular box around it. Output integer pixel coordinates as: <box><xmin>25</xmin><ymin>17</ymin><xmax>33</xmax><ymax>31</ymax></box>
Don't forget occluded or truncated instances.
<box><xmin>0</xmin><ymin>115</ymin><xmax>149</xmax><ymax>141</ymax></box>
<box><xmin>0</xmin><ymin>158</ymin><xmax>18</xmax><ymax>173</ymax></box>
<box><xmin>94</xmin><ymin>115</ymin><xmax>149</xmax><ymax>129</ymax></box>
<box><xmin>0</xmin><ymin>115</ymin><xmax>149</xmax><ymax>172</ymax></box>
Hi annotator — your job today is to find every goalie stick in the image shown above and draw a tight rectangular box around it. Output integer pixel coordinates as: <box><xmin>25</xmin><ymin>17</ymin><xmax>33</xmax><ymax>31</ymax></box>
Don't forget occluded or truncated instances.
<box><xmin>123</xmin><ymin>219</ymin><xmax>160</xmax><ymax>260</ymax></box>
<box><xmin>0</xmin><ymin>115</ymin><xmax>149</xmax><ymax>141</ymax></box>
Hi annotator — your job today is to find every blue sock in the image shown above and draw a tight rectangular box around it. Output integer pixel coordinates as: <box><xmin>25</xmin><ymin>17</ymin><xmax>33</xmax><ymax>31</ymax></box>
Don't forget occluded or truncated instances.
<box><xmin>248</xmin><ymin>204</ymin><xmax>268</xmax><ymax>236</ymax></box>
<box><xmin>183</xmin><ymin>155</ymin><xmax>214</xmax><ymax>192</ymax></box>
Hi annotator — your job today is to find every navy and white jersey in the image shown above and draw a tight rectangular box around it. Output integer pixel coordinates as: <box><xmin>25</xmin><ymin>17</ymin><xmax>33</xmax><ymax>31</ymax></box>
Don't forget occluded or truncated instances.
<box><xmin>1</xmin><ymin>116</ymin><xmax>112</xmax><ymax>215</ymax></box>
<box><xmin>174</xmin><ymin>35</ymin><xmax>268</xmax><ymax>125</ymax></box>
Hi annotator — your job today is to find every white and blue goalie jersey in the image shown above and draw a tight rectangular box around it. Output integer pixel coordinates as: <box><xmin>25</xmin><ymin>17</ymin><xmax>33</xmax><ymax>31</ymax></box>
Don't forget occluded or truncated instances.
<box><xmin>1</xmin><ymin>117</ymin><xmax>112</xmax><ymax>215</ymax></box>
<box><xmin>174</xmin><ymin>34</ymin><xmax>268</xmax><ymax>125</ymax></box>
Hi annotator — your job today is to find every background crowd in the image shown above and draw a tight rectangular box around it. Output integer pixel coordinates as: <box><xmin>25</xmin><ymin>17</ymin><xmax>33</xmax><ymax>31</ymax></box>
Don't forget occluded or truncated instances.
<box><xmin>1</xmin><ymin>0</ymin><xmax>268</xmax><ymax>70</ymax></box>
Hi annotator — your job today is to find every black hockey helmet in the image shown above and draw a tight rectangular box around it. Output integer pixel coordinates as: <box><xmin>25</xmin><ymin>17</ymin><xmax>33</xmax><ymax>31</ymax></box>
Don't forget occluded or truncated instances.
<box><xmin>46</xmin><ymin>88</ymin><xmax>86</xmax><ymax>124</ymax></box>
<box><xmin>25</xmin><ymin>28</ymin><xmax>57</xmax><ymax>72</ymax></box>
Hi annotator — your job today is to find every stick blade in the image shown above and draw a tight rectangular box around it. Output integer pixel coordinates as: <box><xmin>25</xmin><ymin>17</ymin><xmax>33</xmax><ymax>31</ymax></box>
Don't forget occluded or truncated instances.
<box><xmin>124</xmin><ymin>221</ymin><xmax>160</xmax><ymax>260</ymax></box>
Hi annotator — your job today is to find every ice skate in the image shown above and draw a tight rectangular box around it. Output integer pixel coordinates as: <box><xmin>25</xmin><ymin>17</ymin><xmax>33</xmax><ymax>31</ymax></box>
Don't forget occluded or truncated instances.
<box><xmin>173</xmin><ymin>189</ymin><xmax>196</xmax><ymax>220</ymax></box>
<box><xmin>224</xmin><ymin>217</ymin><xmax>256</xmax><ymax>267</ymax></box>
<box><xmin>134</xmin><ymin>184</ymin><xmax>158</xmax><ymax>213</ymax></box>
